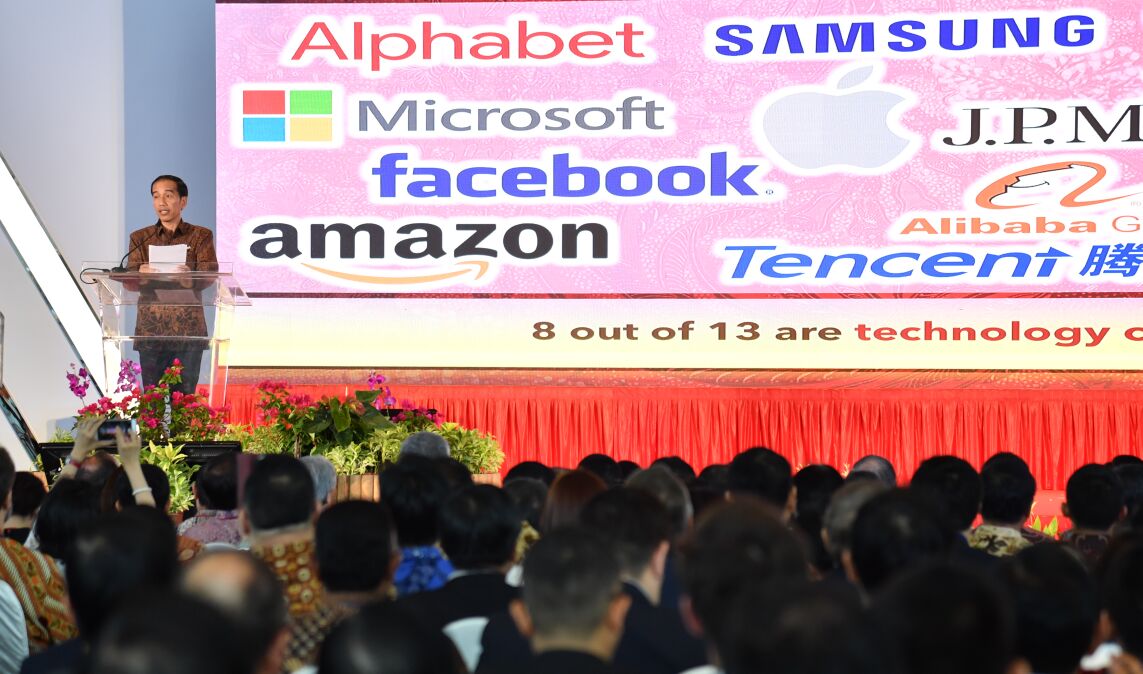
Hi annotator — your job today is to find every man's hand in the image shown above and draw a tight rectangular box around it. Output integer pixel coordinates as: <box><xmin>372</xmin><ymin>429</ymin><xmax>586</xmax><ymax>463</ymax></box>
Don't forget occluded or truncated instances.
<box><xmin>139</xmin><ymin>263</ymin><xmax>156</xmax><ymax>273</ymax></box>
<box><xmin>115</xmin><ymin>427</ymin><xmax>142</xmax><ymax>468</ymax></box>
<box><xmin>1110</xmin><ymin>653</ymin><xmax>1143</xmax><ymax>674</ymax></box>
<box><xmin>70</xmin><ymin>417</ymin><xmax>113</xmax><ymax>463</ymax></box>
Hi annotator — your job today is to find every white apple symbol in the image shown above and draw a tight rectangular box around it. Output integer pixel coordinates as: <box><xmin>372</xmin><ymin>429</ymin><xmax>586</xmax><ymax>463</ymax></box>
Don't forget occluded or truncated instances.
<box><xmin>752</xmin><ymin>62</ymin><xmax>919</xmax><ymax>176</ymax></box>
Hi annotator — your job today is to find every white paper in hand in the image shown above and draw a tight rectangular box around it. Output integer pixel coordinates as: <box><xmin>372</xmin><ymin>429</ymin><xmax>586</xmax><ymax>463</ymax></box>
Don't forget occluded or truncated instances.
<box><xmin>148</xmin><ymin>244</ymin><xmax>188</xmax><ymax>272</ymax></box>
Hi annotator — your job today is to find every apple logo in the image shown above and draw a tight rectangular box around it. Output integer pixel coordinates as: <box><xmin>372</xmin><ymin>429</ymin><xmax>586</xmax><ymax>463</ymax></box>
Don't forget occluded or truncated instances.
<box><xmin>752</xmin><ymin>62</ymin><xmax>919</xmax><ymax>176</ymax></box>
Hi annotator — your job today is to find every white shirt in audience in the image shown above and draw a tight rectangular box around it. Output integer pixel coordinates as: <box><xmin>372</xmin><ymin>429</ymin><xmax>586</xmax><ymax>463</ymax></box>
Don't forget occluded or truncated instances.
<box><xmin>0</xmin><ymin>580</ymin><xmax>29</xmax><ymax>673</ymax></box>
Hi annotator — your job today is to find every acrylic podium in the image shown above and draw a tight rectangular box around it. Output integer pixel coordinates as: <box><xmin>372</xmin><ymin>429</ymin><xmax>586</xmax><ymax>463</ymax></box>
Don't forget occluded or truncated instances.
<box><xmin>83</xmin><ymin>265</ymin><xmax>249</xmax><ymax>405</ymax></box>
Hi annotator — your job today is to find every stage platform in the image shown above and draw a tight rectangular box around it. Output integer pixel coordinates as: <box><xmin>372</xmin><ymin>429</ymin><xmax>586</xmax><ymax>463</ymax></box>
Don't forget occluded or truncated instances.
<box><xmin>222</xmin><ymin>368</ymin><xmax>1143</xmax><ymax>491</ymax></box>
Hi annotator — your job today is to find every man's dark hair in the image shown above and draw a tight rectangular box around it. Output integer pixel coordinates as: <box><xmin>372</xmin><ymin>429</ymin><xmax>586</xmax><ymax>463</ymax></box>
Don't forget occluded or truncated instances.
<box><xmin>1099</xmin><ymin>533</ymin><xmax>1143</xmax><ymax>658</ymax></box>
<box><xmin>998</xmin><ymin>544</ymin><xmax>1099</xmax><ymax>674</ymax></box>
<box><xmin>651</xmin><ymin>456</ymin><xmax>696</xmax><ymax>485</ymax></box>
<box><xmin>850</xmin><ymin>489</ymin><xmax>950</xmax><ymax>592</ymax></box>
<box><xmin>150</xmin><ymin>174</ymin><xmax>188</xmax><ymax>198</ymax></box>
<box><xmin>617</xmin><ymin>460</ymin><xmax>641</xmax><ymax>480</ymax></box>
<box><xmin>873</xmin><ymin>562</ymin><xmax>1017</xmax><ymax>674</ymax></box>
<box><xmin>577</xmin><ymin>453</ymin><xmax>623</xmax><ymax>488</ymax></box>
<box><xmin>316</xmin><ymin>500</ymin><xmax>396</xmax><ymax>593</ymax></box>
<box><xmin>67</xmin><ymin>508</ymin><xmax>179</xmax><ymax>641</ymax></box>
<box><xmin>111</xmin><ymin>464</ymin><xmax>172</xmax><ymax>512</ymax></box>
<box><xmin>319</xmin><ymin>602</ymin><xmax>464</xmax><ymax>674</ymax></box>
<box><xmin>1066</xmin><ymin>463</ymin><xmax>1124</xmax><ymax>530</ymax></box>
<box><xmin>626</xmin><ymin>465</ymin><xmax>693</xmax><ymax>540</ymax></box>
<box><xmin>793</xmin><ymin>464</ymin><xmax>845</xmax><ymax>571</ymax></box>
<box><xmin>721</xmin><ymin>582</ymin><xmax>900</xmax><ymax>674</ymax></box>
<box><xmin>850</xmin><ymin>455</ymin><xmax>897</xmax><ymax>487</ymax></box>
<box><xmin>726</xmin><ymin>447</ymin><xmax>792</xmax><ymax>508</ymax></box>
<box><xmin>438</xmin><ymin>485</ymin><xmax>521</xmax><ymax>571</ymax></box>
<box><xmin>0</xmin><ymin>447</ymin><xmax>15</xmax><ymax>502</ymax></box>
<box><xmin>36</xmin><ymin>479</ymin><xmax>102</xmax><ymax>561</ymax></box>
<box><xmin>677</xmin><ymin>499</ymin><xmax>808</xmax><ymax>646</ymax></box>
<box><xmin>580</xmin><ymin>488</ymin><xmax>673</xmax><ymax>577</ymax></box>
<box><xmin>691</xmin><ymin>464</ymin><xmax>730</xmax><ymax>517</ymax></box>
<box><xmin>88</xmin><ymin>591</ymin><xmax>244</xmax><ymax>674</ymax></box>
<box><xmin>521</xmin><ymin>526</ymin><xmax>623</xmax><ymax>639</ymax></box>
<box><xmin>10</xmin><ymin>471</ymin><xmax>46</xmax><ymax>517</ymax></box>
<box><xmin>434</xmin><ymin>457</ymin><xmax>473</xmax><ymax>489</ymax></box>
<box><xmin>980</xmin><ymin>455</ymin><xmax>1037</xmax><ymax>525</ymax></box>
<box><xmin>505</xmin><ymin>461</ymin><xmax>555</xmax><ymax>486</ymax></box>
<box><xmin>242</xmin><ymin>455</ymin><xmax>315</xmax><ymax>531</ymax></box>
<box><xmin>503</xmin><ymin>478</ymin><xmax>547</xmax><ymax>529</ymax></box>
<box><xmin>909</xmin><ymin>456</ymin><xmax>982</xmax><ymax>532</ymax></box>
<box><xmin>196</xmin><ymin>452</ymin><xmax>237</xmax><ymax>511</ymax></box>
<box><xmin>1109</xmin><ymin>455</ymin><xmax>1143</xmax><ymax>468</ymax></box>
<box><xmin>76</xmin><ymin>451</ymin><xmax>119</xmax><ymax>489</ymax></box>
<box><xmin>1113</xmin><ymin>464</ymin><xmax>1143</xmax><ymax>519</ymax></box>
<box><xmin>380</xmin><ymin>455</ymin><xmax>449</xmax><ymax>546</ymax></box>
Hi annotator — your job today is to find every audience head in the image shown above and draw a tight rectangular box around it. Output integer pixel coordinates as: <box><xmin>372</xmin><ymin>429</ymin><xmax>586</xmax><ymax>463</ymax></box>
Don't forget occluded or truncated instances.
<box><xmin>793</xmin><ymin>464</ymin><xmax>845</xmax><ymax>571</ymax></box>
<box><xmin>580</xmin><ymin>488</ymin><xmax>673</xmax><ymax>596</ymax></box>
<box><xmin>980</xmin><ymin>454</ymin><xmax>1037</xmax><ymax>526</ymax></box>
<box><xmin>318</xmin><ymin>602</ymin><xmax>465</xmax><ymax>674</ymax></box>
<box><xmin>300</xmin><ymin>454</ymin><xmax>337</xmax><ymax>507</ymax></box>
<box><xmin>1065</xmin><ymin>463</ymin><xmax>1124</xmax><ymax>531</ymax></box>
<box><xmin>512</xmin><ymin>527</ymin><xmax>629</xmax><ymax>654</ymax></box>
<box><xmin>36</xmin><ymin>478</ymin><xmax>102</xmax><ymax>561</ymax></box>
<box><xmin>1109</xmin><ymin>455</ymin><xmax>1143</xmax><ymax>468</ymax></box>
<box><xmin>110</xmin><ymin>464</ymin><xmax>172</xmax><ymax>512</ymax></box>
<box><xmin>438</xmin><ymin>485</ymin><xmax>521</xmax><ymax>572</ymax></box>
<box><xmin>678</xmin><ymin>499</ymin><xmax>808</xmax><ymax>647</ymax></box>
<box><xmin>241</xmin><ymin>455</ymin><xmax>316</xmax><ymax>535</ymax></box>
<box><xmin>315</xmin><ymin>500</ymin><xmax>397</xmax><ymax>594</ymax></box>
<box><xmin>1113</xmin><ymin>464</ymin><xmax>1143</xmax><ymax>520</ymax></box>
<box><xmin>539</xmin><ymin>469</ymin><xmax>606</xmax><ymax>534</ymax></box>
<box><xmin>690</xmin><ymin>464</ymin><xmax>729</xmax><ymax>518</ymax></box>
<box><xmin>850</xmin><ymin>454</ymin><xmax>897</xmax><ymax>487</ymax></box>
<box><xmin>180</xmin><ymin>549</ymin><xmax>291</xmax><ymax>674</ymax></box>
<box><xmin>75</xmin><ymin>450</ymin><xmax>119</xmax><ymax>489</ymax></box>
<box><xmin>0</xmin><ymin>448</ymin><xmax>13</xmax><ymax>505</ymax></box>
<box><xmin>380</xmin><ymin>455</ymin><xmax>449</xmax><ymax>546</ymax></box>
<box><xmin>505</xmin><ymin>460</ymin><xmax>556</xmax><ymax>486</ymax></box>
<box><xmin>195</xmin><ymin>451</ymin><xmax>238</xmax><ymax>511</ymax></box>
<box><xmin>1099</xmin><ymin>532</ymin><xmax>1143</xmax><ymax>658</ymax></box>
<box><xmin>873</xmin><ymin>562</ymin><xmax>1021</xmax><ymax>674</ymax></box>
<box><xmin>822</xmin><ymin>479</ymin><xmax>889</xmax><ymax>564</ymax></box>
<box><xmin>434</xmin><ymin>456</ymin><xmax>473</xmax><ymax>489</ymax></box>
<box><xmin>399</xmin><ymin>431</ymin><xmax>450</xmax><ymax>459</ymax></box>
<box><xmin>651</xmin><ymin>456</ymin><xmax>696</xmax><ymax>485</ymax></box>
<box><xmin>848</xmin><ymin>489</ymin><xmax>950</xmax><ymax>592</ymax></box>
<box><xmin>67</xmin><ymin>508</ymin><xmax>179</xmax><ymax>641</ymax></box>
<box><xmin>998</xmin><ymin>544</ymin><xmax>1099</xmax><ymax>674</ymax></box>
<box><xmin>617</xmin><ymin>460</ymin><xmax>641</xmax><ymax>481</ymax></box>
<box><xmin>10</xmin><ymin>471</ymin><xmax>46</xmax><ymax>518</ymax></box>
<box><xmin>577</xmin><ymin>453</ymin><xmax>624</xmax><ymax>488</ymax></box>
<box><xmin>625</xmin><ymin>464</ymin><xmax>693</xmax><ymax>540</ymax></box>
<box><xmin>503</xmin><ymin>477</ymin><xmax>548</xmax><ymax>530</ymax></box>
<box><xmin>726</xmin><ymin>446</ymin><xmax>793</xmax><ymax>515</ymax></box>
<box><xmin>909</xmin><ymin>455</ymin><xmax>982</xmax><ymax>533</ymax></box>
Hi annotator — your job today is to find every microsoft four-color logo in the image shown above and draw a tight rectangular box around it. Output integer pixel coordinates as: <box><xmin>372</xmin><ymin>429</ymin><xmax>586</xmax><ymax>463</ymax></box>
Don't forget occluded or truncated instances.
<box><xmin>232</xmin><ymin>85</ymin><xmax>342</xmax><ymax>148</ymax></box>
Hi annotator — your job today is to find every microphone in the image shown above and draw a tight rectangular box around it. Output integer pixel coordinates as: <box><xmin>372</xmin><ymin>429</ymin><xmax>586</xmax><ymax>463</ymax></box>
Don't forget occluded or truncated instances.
<box><xmin>112</xmin><ymin>224</ymin><xmax>161</xmax><ymax>272</ymax></box>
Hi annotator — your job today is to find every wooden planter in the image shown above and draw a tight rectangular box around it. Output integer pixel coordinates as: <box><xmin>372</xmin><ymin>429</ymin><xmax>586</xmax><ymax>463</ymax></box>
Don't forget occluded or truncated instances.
<box><xmin>331</xmin><ymin>472</ymin><xmax>501</xmax><ymax>503</ymax></box>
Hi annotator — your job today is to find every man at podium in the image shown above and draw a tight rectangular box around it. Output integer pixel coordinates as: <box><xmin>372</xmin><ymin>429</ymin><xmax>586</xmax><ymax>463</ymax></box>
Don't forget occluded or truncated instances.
<box><xmin>126</xmin><ymin>175</ymin><xmax>218</xmax><ymax>394</ymax></box>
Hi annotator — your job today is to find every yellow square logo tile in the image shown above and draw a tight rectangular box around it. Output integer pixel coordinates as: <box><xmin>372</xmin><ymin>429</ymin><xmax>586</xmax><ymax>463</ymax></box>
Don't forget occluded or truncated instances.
<box><xmin>289</xmin><ymin>117</ymin><xmax>333</xmax><ymax>142</ymax></box>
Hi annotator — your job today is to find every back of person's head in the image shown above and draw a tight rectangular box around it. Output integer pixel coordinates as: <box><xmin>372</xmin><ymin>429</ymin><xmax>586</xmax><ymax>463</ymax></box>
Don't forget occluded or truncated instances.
<box><xmin>36</xmin><ymin>478</ymin><xmax>102</xmax><ymax>561</ymax></box>
<box><xmin>691</xmin><ymin>464</ymin><xmax>729</xmax><ymax>517</ymax></box>
<box><xmin>380</xmin><ymin>455</ymin><xmax>449</xmax><ymax>546</ymax></box>
<box><xmin>539</xmin><ymin>469</ymin><xmax>606</xmax><ymax>534</ymax></box>
<box><xmin>434</xmin><ymin>456</ymin><xmax>473</xmax><ymax>489</ymax></box>
<box><xmin>850</xmin><ymin>455</ymin><xmax>897</xmax><ymax>487</ymax></box>
<box><xmin>76</xmin><ymin>450</ymin><xmax>119</xmax><ymax>489</ymax></box>
<box><xmin>1099</xmin><ymin>532</ymin><xmax>1143</xmax><ymax>658</ymax></box>
<box><xmin>873</xmin><ymin>562</ymin><xmax>1019</xmax><ymax>674</ymax></box>
<box><xmin>503</xmin><ymin>477</ymin><xmax>548</xmax><ymax>530</ymax></box>
<box><xmin>517</xmin><ymin>526</ymin><xmax>625</xmax><ymax>641</ymax></box>
<box><xmin>626</xmin><ymin>464</ymin><xmax>693</xmax><ymax>540</ymax></box>
<box><xmin>242</xmin><ymin>455</ymin><xmax>315</xmax><ymax>532</ymax></box>
<box><xmin>300</xmin><ymin>454</ymin><xmax>337</xmax><ymax>506</ymax></box>
<box><xmin>980</xmin><ymin>454</ymin><xmax>1037</xmax><ymax>525</ymax></box>
<box><xmin>721</xmin><ymin>582</ymin><xmax>900</xmax><ymax>674</ymax></box>
<box><xmin>793</xmin><ymin>464</ymin><xmax>845</xmax><ymax>571</ymax></box>
<box><xmin>399</xmin><ymin>431</ymin><xmax>450</xmax><ymax>459</ymax></box>
<box><xmin>580</xmin><ymin>488</ymin><xmax>672</xmax><ymax>578</ymax></box>
<box><xmin>822</xmin><ymin>479</ymin><xmax>889</xmax><ymax>564</ymax></box>
<box><xmin>180</xmin><ymin>549</ymin><xmax>290</xmax><ymax>672</ymax></box>
<box><xmin>318</xmin><ymin>602</ymin><xmax>464</xmax><ymax>674</ymax></box>
<box><xmin>909</xmin><ymin>455</ymin><xmax>982</xmax><ymax>532</ymax></box>
<box><xmin>195</xmin><ymin>451</ymin><xmax>237</xmax><ymax>511</ymax></box>
<box><xmin>505</xmin><ymin>460</ymin><xmax>556</xmax><ymax>486</ymax></box>
<box><xmin>849</xmin><ymin>489</ymin><xmax>950</xmax><ymax>592</ymax></box>
<box><xmin>726</xmin><ymin>446</ymin><xmax>792</xmax><ymax>509</ymax></box>
<box><xmin>88</xmin><ymin>591</ymin><xmax>246</xmax><ymax>674</ymax></box>
<box><xmin>0</xmin><ymin>448</ymin><xmax>13</xmax><ymax>503</ymax></box>
<box><xmin>1113</xmin><ymin>464</ymin><xmax>1143</xmax><ymax>520</ymax></box>
<box><xmin>998</xmin><ymin>544</ymin><xmax>1098</xmax><ymax>674</ymax></box>
<box><xmin>617</xmin><ymin>460</ymin><xmax>641</xmax><ymax>480</ymax></box>
<box><xmin>67</xmin><ymin>508</ymin><xmax>179</xmax><ymax>641</ymax></box>
<box><xmin>678</xmin><ymin>499</ymin><xmax>808</xmax><ymax>645</ymax></box>
<box><xmin>651</xmin><ymin>456</ymin><xmax>696</xmax><ymax>485</ymax></box>
<box><xmin>315</xmin><ymin>500</ymin><xmax>396</xmax><ymax>593</ymax></box>
<box><xmin>111</xmin><ymin>464</ymin><xmax>172</xmax><ymax>512</ymax></box>
<box><xmin>1066</xmin><ymin>463</ymin><xmax>1124</xmax><ymax>530</ymax></box>
<box><xmin>10</xmin><ymin>471</ymin><xmax>46</xmax><ymax>517</ymax></box>
<box><xmin>577</xmin><ymin>453</ymin><xmax>623</xmax><ymax>488</ymax></box>
<box><xmin>438</xmin><ymin>485</ymin><xmax>520</xmax><ymax>571</ymax></box>
<box><xmin>1109</xmin><ymin>455</ymin><xmax>1143</xmax><ymax>468</ymax></box>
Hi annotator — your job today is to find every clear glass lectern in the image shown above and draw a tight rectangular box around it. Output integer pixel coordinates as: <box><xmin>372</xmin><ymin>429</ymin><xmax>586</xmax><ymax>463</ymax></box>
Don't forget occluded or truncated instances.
<box><xmin>83</xmin><ymin>264</ymin><xmax>249</xmax><ymax>405</ymax></box>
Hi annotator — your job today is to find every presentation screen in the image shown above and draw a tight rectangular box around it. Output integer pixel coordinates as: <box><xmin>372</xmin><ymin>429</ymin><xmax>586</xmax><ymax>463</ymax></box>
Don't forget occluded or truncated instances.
<box><xmin>216</xmin><ymin>1</ymin><xmax>1143</xmax><ymax>370</ymax></box>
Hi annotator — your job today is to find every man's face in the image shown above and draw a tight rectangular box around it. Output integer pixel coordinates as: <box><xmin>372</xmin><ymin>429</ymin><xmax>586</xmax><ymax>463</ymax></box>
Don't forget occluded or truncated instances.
<box><xmin>152</xmin><ymin>179</ymin><xmax>187</xmax><ymax>227</ymax></box>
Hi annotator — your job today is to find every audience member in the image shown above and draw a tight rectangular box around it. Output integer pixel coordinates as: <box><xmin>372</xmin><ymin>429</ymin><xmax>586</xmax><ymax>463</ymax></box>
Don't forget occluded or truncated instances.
<box><xmin>821</xmin><ymin>479</ymin><xmax>889</xmax><ymax>574</ymax></box>
<box><xmin>107</xmin><ymin>464</ymin><xmax>204</xmax><ymax>561</ymax></box>
<box><xmin>73</xmin><ymin>451</ymin><xmax>119</xmax><ymax>490</ymax></box>
<box><xmin>626</xmin><ymin>465</ymin><xmax>693</xmax><ymax>542</ymax></box>
<box><xmin>4</xmin><ymin>473</ymin><xmax>45</xmax><ymax>544</ymax></box>
<box><xmin>618</xmin><ymin>460</ymin><xmax>641</xmax><ymax>481</ymax></box>
<box><xmin>1098</xmin><ymin>532</ymin><xmax>1143</xmax><ymax>660</ymax></box>
<box><xmin>849</xmin><ymin>455</ymin><xmax>897</xmax><ymax>487</ymax></box>
<box><xmin>538</xmin><ymin>469</ymin><xmax>606</xmax><ymax>534</ymax></box>
<box><xmin>301</xmin><ymin>454</ymin><xmax>338</xmax><ymax>510</ymax></box>
<box><xmin>1062</xmin><ymin>463</ymin><xmax>1124</xmax><ymax>567</ymax></box>
<box><xmin>1109</xmin><ymin>455</ymin><xmax>1143</xmax><ymax>468</ymax></box>
<box><xmin>847</xmin><ymin>489</ymin><xmax>950</xmax><ymax>592</ymax></box>
<box><xmin>793</xmin><ymin>464</ymin><xmax>844</xmax><ymax>572</ymax></box>
<box><xmin>399</xmin><ymin>431</ymin><xmax>450</xmax><ymax>459</ymax></box>
<box><xmin>971</xmin><ymin>454</ymin><xmax>1038</xmax><ymax>557</ymax></box>
<box><xmin>689</xmin><ymin>465</ymin><xmax>728</xmax><ymax>519</ymax></box>
<box><xmin>910</xmin><ymin>455</ymin><xmax>994</xmax><ymax>568</ymax></box>
<box><xmin>578</xmin><ymin>454</ymin><xmax>624</xmax><ymax>488</ymax></box>
<box><xmin>503</xmin><ymin>478</ymin><xmax>545</xmax><ymax>564</ymax></box>
<box><xmin>504</xmin><ymin>461</ymin><xmax>556</xmax><ymax>486</ymax></box>
<box><xmin>380</xmin><ymin>455</ymin><xmax>453</xmax><ymax>596</ymax></box>
<box><xmin>435</xmin><ymin>456</ymin><xmax>475</xmax><ymax>489</ymax></box>
<box><xmin>33</xmin><ymin>479</ymin><xmax>102</xmax><ymax>566</ymax></box>
<box><xmin>1114</xmin><ymin>463</ymin><xmax>1143</xmax><ymax>523</ymax></box>
<box><xmin>318</xmin><ymin>602</ymin><xmax>465</xmax><ymax>674</ymax></box>
<box><xmin>242</xmin><ymin>455</ymin><xmax>322</xmax><ymax>616</ymax></box>
<box><xmin>726</xmin><ymin>447</ymin><xmax>794</xmax><ymax>520</ymax></box>
<box><xmin>178</xmin><ymin>451</ymin><xmax>242</xmax><ymax>546</ymax></box>
<box><xmin>650</xmin><ymin>457</ymin><xmax>696</xmax><ymax>486</ymax></box>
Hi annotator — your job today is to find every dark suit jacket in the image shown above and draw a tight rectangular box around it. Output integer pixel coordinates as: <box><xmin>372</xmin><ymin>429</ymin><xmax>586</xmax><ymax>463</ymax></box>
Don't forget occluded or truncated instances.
<box><xmin>482</xmin><ymin>649</ymin><xmax>630</xmax><ymax>674</ymax></box>
<box><xmin>19</xmin><ymin>638</ymin><xmax>84</xmax><ymax>674</ymax></box>
<box><xmin>397</xmin><ymin>572</ymin><xmax>518</xmax><ymax>633</ymax></box>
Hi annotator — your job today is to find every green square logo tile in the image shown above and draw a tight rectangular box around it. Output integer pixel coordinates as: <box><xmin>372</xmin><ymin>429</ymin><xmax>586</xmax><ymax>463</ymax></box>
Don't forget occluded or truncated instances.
<box><xmin>290</xmin><ymin>90</ymin><xmax>333</xmax><ymax>115</ymax></box>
